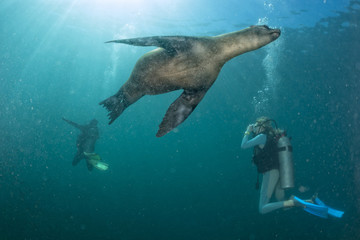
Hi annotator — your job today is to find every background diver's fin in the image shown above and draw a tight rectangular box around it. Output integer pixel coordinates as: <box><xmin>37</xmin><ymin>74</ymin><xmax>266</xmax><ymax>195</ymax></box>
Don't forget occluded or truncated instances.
<box><xmin>294</xmin><ymin>196</ymin><xmax>328</xmax><ymax>218</ymax></box>
<box><xmin>93</xmin><ymin>161</ymin><xmax>109</xmax><ymax>171</ymax></box>
<box><xmin>84</xmin><ymin>152</ymin><xmax>101</xmax><ymax>160</ymax></box>
<box><xmin>83</xmin><ymin>152</ymin><xmax>95</xmax><ymax>156</ymax></box>
<box><xmin>105</xmin><ymin>36</ymin><xmax>205</xmax><ymax>54</ymax></box>
<box><xmin>156</xmin><ymin>89</ymin><xmax>208</xmax><ymax>137</ymax></box>
<box><xmin>84</xmin><ymin>153</ymin><xmax>109</xmax><ymax>171</ymax></box>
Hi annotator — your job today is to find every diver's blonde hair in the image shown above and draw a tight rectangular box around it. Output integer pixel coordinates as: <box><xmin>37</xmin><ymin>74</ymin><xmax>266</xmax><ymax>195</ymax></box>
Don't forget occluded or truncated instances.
<box><xmin>255</xmin><ymin>116</ymin><xmax>283</xmax><ymax>135</ymax></box>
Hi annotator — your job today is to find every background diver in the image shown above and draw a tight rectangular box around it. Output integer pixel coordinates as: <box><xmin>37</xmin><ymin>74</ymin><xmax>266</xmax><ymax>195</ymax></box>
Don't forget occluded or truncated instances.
<box><xmin>62</xmin><ymin>117</ymin><xmax>108</xmax><ymax>171</ymax></box>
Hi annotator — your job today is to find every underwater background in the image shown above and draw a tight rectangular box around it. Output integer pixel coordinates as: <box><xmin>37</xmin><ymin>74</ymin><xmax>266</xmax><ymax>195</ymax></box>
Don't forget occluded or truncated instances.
<box><xmin>1</xmin><ymin>0</ymin><xmax>360</xmax><ymax>239</ymax></box>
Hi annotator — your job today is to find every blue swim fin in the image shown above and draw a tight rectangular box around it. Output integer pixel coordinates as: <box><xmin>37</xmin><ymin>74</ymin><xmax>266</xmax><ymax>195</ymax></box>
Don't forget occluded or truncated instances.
<box><xmin>294</xmin><ymin>196</ymin><xmax>328</xmax><ymax>218</ymax></box>
<box><xmin>315</xmin><ymin>197</ymin><xmax>344</xmax><ymax>218</ymax></box>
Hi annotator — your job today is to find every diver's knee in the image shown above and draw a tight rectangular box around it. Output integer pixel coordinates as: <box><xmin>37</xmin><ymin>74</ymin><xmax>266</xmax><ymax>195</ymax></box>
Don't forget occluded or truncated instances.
<box><xmin>258</xmin><ymin>206</ymin><xmax>266</xmax><ymax>214</ymax></box>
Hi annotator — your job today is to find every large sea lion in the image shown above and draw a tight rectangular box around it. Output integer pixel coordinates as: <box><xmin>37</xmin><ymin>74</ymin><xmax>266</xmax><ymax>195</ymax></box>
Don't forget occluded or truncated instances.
<box><xmin>100</xmin><ymin>25</ymin><xmax>281</xmax><ymax>137</ymax></box>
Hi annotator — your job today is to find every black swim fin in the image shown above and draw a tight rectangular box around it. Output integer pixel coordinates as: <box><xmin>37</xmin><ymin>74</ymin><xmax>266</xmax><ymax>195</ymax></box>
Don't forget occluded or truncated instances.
<box><xmin>156</xmin><ymin>89</ymin><xmax>208</xmax><ymax>137</ymax></box>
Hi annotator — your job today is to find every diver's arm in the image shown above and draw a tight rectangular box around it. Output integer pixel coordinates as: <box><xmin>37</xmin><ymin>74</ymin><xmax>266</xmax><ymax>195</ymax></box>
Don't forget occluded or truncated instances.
<box><xmin>62</xmin><ymin>117</ymin><xmax>84</xmax><ymax>130</ymax></box>
<box><xmin>241</xmin><ymin>134</ymin><xmax>267</xmax><ymax>149</ymax></box>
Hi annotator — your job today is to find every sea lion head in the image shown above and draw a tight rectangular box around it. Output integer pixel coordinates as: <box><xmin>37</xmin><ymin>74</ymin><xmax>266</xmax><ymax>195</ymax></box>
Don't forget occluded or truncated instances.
<box><xmin>248</xmin><ymin>25</ymin><xmax>281</xmax><ymax>45</ymax></box>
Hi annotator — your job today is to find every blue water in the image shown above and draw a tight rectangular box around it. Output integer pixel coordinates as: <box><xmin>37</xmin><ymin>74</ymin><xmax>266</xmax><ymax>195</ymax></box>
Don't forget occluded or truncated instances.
<box><xmin>1</xmin><ymin>0</ymin><xmax>360</xmax><ymax>239</ymax></box>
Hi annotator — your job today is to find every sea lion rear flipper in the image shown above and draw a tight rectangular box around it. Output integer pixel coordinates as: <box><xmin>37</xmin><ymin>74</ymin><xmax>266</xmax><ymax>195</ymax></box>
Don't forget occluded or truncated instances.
<box><xmin>99</xmin><ymin>90</ymin><xmax>130</xmax><ymax>124</ymax></box>
<box><xmin>156</xmin><ymin>89</ymin><xmax>208</xmax><ymax>137</ymax></box>
<box><xmin>106</xmin><ymin>36</ymin><xmax>202</xmax><ymax>54</ymax></box>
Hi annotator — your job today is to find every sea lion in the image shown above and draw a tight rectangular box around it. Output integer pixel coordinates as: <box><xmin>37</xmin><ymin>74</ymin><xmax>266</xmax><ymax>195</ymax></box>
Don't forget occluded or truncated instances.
<box><xmin>100</xmin><ymin>25</ymin><xmax>281</xmax><ymax>137</ymax></box>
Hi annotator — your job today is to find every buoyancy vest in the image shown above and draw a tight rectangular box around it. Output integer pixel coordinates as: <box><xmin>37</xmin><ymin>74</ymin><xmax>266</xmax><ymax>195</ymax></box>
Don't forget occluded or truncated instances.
<box><xmin>252</xmin><ymin>132</ymin><xmax>280</xmax><ymax>173</ymax></box>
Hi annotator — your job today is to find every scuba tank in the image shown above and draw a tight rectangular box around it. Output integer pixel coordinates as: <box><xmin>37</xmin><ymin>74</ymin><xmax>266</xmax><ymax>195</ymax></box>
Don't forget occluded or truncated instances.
<box><xmin>277</xmin><ymin>134</ymin><xmax>294</xmax><ymax>189</ymax></box>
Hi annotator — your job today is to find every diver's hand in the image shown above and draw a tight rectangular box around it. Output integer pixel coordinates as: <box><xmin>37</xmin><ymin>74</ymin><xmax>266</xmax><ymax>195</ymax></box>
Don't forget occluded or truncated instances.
<box><xmin>244</xmin><ymin>124</ymin><xmax>253</xmax><ymax>136</ymax></box>
<box><xmin>246</xmin><ymin>124</ymin><xmax>254</xmax><ymax>132</ymax></box>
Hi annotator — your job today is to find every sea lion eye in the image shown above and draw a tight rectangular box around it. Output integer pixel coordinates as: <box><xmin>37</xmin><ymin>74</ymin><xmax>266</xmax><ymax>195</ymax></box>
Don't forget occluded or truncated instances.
<box><xmin>263</xmin><ymin>25</ymin><xmax>270</xmax><ymax>30</ymax></box>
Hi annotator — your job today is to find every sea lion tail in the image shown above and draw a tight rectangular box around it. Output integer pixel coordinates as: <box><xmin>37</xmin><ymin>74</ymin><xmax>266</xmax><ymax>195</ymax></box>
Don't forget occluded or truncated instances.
<box><xmin>99</xmin><ymin>93</ymin><xmax>128</xmax><ymax>125</ymax></box>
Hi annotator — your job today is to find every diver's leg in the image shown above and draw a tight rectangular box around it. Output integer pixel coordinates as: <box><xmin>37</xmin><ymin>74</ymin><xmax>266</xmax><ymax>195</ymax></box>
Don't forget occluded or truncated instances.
<box><xmin>275</xmin><ymin>178</ymin><xmax>285</xmax><ymax>201</ymax></box>
<box><xmin>84</xmin><ymin>152</ymin><xmax>98</xmax><ymax>171</ymax></box>
<box><xmin>86</xmin><ymin>159</ymin><xmax>94</xmax><ymax>171</ymax></box>
<box><xmin>72</xmin><ymin>152</ymin><xmax>83</xmax><ymax>166</ymax></box>
<box><xmin>259</xmin><ymin>169</ymin><xmax>285</xmax><ymax>214</ymax></box>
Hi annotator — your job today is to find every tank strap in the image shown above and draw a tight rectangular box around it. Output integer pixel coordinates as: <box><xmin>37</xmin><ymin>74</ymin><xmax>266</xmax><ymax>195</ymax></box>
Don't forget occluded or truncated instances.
<box><xmin>278</xmin><ymin>145</ymin><xmax>293</xmax><ymax>152</ymax></box>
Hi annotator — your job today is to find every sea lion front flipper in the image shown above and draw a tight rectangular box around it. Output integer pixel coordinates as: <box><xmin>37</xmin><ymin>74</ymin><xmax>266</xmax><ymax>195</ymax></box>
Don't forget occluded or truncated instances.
<box><xmin>106</xmin><ymin>36</ymin><xmax>203</xmax><ymax>54</ymax></box>
<box><xmin>156</xmin><ymin>89</ymin><xmax>208</xmax><ymax>137</ymax></box>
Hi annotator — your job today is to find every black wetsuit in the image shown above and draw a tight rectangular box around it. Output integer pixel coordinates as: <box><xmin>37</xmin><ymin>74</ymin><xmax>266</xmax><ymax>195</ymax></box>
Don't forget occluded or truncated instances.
<box><xmin>63</xmin><ymin>118</ymin><xmax>99</xmax><ymax>171</ymax></box>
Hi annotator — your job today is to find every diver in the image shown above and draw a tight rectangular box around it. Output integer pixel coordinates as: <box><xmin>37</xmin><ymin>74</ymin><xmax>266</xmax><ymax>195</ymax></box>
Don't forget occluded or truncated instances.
<box><xmin>241</xmin><ymin>116</ymin><xmax>344</xmax><ymax>218</ymax></box>
<box><xmin>62</xmin><ymin>117</ymin><xmax>108</xmax><ymax>171</ymax></box>
<box><xmin>241</xmin><ymin>116</ymin><xmax>298</xmax><ymax>214</ymax></box>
